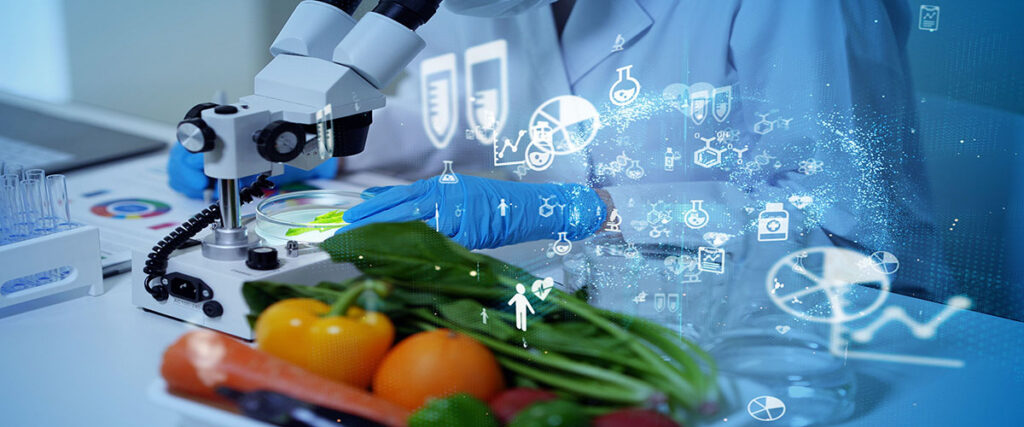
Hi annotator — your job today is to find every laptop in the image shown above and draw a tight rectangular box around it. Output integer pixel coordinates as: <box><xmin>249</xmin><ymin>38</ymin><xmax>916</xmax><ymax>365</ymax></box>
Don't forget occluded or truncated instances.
<box><xmin>0</xmin><ymin>97</ymin><xmax>166</xmax><ymax>173</ymax></box>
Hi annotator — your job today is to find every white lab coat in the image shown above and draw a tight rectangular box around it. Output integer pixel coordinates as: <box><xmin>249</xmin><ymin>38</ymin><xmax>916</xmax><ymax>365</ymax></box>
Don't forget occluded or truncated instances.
<box><xmin>346</xmin><ymin>0</ymin><xmax>948</xmax><ymax>299</ymax></box>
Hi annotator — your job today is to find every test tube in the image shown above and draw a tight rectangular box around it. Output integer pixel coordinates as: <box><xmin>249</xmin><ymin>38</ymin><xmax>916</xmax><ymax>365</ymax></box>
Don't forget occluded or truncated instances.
<box><xmin>45</xmin><ymin>175</ymin><xmax>72</xmax><ymax>229</ymax></box>
<box><xmin>3</xmin><ymin>163</ymin><xmax>23</xmax><ymax>177</ymax></box>
<box><xmin>0</xmin><ymin>180</ymin><xmax>11</xmax><ymax>242</ymax></box>
<box><xmin>20</xmin><ymin>178</ymin><xmax>53</xmax><ymax>235</ymax></box>
<box><xmin>24</xmin><ymin>168</ymin><xmax>45</xmax><ymax>182</ymax></box>
<box><xmin>4</xmin><ymin>176</ymin><xmax>30</xmax><ymax>240</ymax></box>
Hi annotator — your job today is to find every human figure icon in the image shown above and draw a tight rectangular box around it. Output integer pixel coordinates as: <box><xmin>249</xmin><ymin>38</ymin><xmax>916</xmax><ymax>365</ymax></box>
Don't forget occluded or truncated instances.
<box><xmin>481</xmin><ymin>308</ymin><xmax>488</xmax><ymax>324</ymax></box>
<box><xmin>508</xmin><ymin>283</ymin><xmax>535</xmax><ymax>331</ymax></box>
<box><xmin>498</xmin><ymin>199</ymin><xmax>509</xmax><ymax>217</ymax></box>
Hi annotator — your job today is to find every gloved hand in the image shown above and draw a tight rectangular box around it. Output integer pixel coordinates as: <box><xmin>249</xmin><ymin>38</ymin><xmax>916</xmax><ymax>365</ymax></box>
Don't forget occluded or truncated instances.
<box><xmin>341</xmin><ymin>174</ymin><xmax>607</xmax><ymax>250</ymax></box>
<box><xmin>167</xmin><ymin>144</ymin><xmax>339</xmax><ymax>199</ymax></box>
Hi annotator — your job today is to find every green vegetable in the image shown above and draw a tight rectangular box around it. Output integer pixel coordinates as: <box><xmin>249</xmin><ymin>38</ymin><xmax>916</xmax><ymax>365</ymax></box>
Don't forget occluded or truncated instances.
<box><xmin>408</xmin><ymin>394</ymin><xmax>499</xmax><ymax>427</ymax></box>
<box><xmin>284</xmin><ymin>209</ymin><xmax>346</xmax><ymax>236</ymax></box>
<box><xmin>242</xmin><ymin>222</ymin><xmax>718</xmax><ymax>423</ymax></box>
<box><xmin>508</xmin><ymin>400</ymin><xmax>590</xmax><ymax>427</ymax></box>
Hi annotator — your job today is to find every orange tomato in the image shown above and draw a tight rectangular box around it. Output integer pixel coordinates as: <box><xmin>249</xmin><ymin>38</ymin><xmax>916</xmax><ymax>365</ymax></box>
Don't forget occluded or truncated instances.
<box><xmin>373</xmin><ymin>329</ymin><xmax>505</xmax><ymax>410</ymax></box>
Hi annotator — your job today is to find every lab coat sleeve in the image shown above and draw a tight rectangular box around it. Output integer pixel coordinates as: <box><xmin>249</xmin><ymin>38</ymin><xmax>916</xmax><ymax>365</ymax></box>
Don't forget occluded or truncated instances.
<box><xmin>603</xmin><ymin>0</ymin><xmax>940</xmax><ymax>288</ymax></box>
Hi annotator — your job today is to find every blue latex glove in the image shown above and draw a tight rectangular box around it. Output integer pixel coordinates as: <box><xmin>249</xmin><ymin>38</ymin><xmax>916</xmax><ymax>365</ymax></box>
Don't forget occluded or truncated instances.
<box><xmin>341</xmin><ymin>174</ymin><xmax>606</xmax><ymax>250</ymax></box>
<box><xmin>167</xmin><ymin>144</ymin><xmax>339</xmax><ymax>199</ymax></box>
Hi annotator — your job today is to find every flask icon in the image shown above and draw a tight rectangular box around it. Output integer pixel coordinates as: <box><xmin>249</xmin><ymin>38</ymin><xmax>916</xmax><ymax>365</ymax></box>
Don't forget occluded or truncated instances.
<box><xmin>439</xmin><ymin>160</ymin><xmax>458</xmax><ymax>184</ymax></box>
<box><xmin>758</xmin><ymin>202</ymin><xmax>789</xmax><ymax>241</ymax></box>
<box><xmin>609</xmin><ymin>65</ymin><xmax>641</xmax><ymax>106</ymax></box>
<box><xmin>625</xmin><ymin>160</ymin><xmax>645</xmax><ymax>180</ymax></box>
<box><xmin>683</xmin><ymin>200</ymin><xmax>709</xmax><ymax>229</ymax></box>
<box><xmin>552</xmin><ymin>232</ymin><xmax>572</xmax><ymax>256</ymax></box>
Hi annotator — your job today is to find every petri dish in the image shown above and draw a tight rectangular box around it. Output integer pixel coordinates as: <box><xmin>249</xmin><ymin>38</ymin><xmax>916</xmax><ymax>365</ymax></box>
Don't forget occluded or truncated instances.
<box><xmin>255</xmin><ymin>190</ymin><xmax>363</xmax><ymax>245</ymax></box>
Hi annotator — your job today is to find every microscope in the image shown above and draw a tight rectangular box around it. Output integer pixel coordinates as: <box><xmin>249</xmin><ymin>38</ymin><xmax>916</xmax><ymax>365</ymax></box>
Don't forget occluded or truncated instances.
<box><xmin>132</xmin><ymin>0</ymin><xmax>441</xmax><ymax>339</ymax></box>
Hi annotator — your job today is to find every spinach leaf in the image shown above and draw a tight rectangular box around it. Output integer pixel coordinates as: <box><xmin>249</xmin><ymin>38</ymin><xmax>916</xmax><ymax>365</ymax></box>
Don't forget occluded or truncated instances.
<box><xmin>438</xmin><ymin>299</ymin><xmax>516</xmax><ymax>341</ymax></box>
<box><xmin>320</xmin><ymin>222</ymin><xmax>537</xmax><ymax>289</ymax></box>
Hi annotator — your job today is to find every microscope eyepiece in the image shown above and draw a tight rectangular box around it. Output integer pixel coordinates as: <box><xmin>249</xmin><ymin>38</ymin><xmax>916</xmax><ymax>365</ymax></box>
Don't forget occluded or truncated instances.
<box><xmin>314</xmin><ymin>0</ymin><xmax>364</xmax><ymax>15</ymax></box>
<box><xmin>372</xmin><ymin>0</ymin><xmax>441</xmax><ymax>30</ymax></box>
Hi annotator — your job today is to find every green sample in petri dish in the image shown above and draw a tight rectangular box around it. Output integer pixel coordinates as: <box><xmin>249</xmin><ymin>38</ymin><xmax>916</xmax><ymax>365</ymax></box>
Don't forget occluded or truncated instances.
<box><xmin>285</xmin><ymin>209</ymin><xmax>347</xmax><ymax>236</ymax></box>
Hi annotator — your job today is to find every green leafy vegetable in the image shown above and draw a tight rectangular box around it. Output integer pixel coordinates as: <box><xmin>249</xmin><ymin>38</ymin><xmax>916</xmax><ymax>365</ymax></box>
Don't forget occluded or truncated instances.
<box><xmin>408</xmin><ymin>394</ymin><xmax>499</xmax><ymax>427</ymax></box>
<box><xmin>508</xmin><ymin>400</ymin><xmax>590</xmax><ymax>427</ymax></box>
<box><xmin>243</xmin><ymin>222</ymin><xmax>718</xmax><ymax>423</ymax></box>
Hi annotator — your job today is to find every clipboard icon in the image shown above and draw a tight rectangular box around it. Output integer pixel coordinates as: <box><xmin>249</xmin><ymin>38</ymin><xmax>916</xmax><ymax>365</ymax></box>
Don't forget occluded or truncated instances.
<box><xmin>918</xmin><ymin>5</ymin><xmax>939</xmax><ymax>32</ymax></box>
<box><xmin>698</xmin><ymin>246</ymin><xmax>725</xmax><ymax>274</ymax></box>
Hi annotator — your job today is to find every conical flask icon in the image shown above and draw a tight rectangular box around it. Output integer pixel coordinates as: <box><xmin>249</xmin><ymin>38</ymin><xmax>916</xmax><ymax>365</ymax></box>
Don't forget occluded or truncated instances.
<box><xmin>609</xmin><ymin>65</ymin><xmax>641</xmax><ymax>106</ymax></box>
<box><xmin>439</xmin><ymin>160</ymin><xmax>458</xmax><ymax>184</ymax></box>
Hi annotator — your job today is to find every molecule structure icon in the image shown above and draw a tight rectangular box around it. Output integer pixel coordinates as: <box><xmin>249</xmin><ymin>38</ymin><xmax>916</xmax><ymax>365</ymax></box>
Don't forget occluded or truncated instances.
<box><xmin>538</xmin><ymin>195</ymin><xmax>564</xmax><ymax>218</ymax></box>
<box><xmin>753</xmin><ymin>112</ymin><xmax>775</xmax><ymax>135</ymax></box>
<box><xmin>753</xmin><ymin>111</ymin><xmax>793</xmax><ymax>135</ymax></box>
<box><xmin>693</xmin><ymin>132</ymin><xmax>728</xmax><ymax>168</ymax></box>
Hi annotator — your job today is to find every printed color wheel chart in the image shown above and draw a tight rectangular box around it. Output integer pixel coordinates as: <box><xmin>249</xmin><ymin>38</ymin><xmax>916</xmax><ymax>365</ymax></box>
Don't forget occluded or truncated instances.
<box><xmin>91</xmin><ymin>198</ymin><xmax>171</xmax><ymax>219</ymax></box>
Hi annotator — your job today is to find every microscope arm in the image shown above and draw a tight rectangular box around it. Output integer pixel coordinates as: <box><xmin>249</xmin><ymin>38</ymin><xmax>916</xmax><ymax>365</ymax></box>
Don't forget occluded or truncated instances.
<box><xmin>171</xmin><ymin>0</ymin><xmax>441</xmax><ymax>261</ymax></box>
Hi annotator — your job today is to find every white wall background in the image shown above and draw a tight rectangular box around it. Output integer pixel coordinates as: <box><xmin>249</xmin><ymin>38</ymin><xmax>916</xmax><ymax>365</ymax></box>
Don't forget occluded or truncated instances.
<box><xmin>0</xmin><ymin>0</ymin><xmax>72</xmax><ymax>102</ymax></box>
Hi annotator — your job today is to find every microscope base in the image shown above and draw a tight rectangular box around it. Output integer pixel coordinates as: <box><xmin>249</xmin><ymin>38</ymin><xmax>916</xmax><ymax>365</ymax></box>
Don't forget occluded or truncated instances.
<box><xmin>131</xmin><ymin>243</ymin><xmax>358</xmax><ymax>340</ymax></box>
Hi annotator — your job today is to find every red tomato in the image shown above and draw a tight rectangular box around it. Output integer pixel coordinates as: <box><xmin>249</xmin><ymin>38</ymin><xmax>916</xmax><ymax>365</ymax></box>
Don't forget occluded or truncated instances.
<box><xmin>488</xmin><ymin>388</ymin><xmax>559</xmax><ymax>424</ymax></box>
<box><xmin>594</xmin><ymin>409</ymin><xmax>680</xmax><ymax>427</ymax></box>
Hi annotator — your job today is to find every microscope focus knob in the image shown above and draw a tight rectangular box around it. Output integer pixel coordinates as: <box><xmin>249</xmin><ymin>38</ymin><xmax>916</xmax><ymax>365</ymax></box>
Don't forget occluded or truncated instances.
<box><xmin>177</xmin><ymin>118</ymin><xmax>216</xmax><ymax>153</ymax></box>
<box><xmin>246</xmin><ymin>246</ymin><xmax>280</xmax><ymax>270</ymax></box>
<box><xmin>256</xmin><ymin>121</ymin><xmax>307</xmax><ymax>163</ymax></box>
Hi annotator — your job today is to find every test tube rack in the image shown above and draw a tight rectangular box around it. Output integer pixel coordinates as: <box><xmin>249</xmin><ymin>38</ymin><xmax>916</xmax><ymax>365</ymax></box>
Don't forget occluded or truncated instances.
<box><xmin>0</xmin><ymin>225</ymin><xmax>104</xmax><ymax>316</ymax></box>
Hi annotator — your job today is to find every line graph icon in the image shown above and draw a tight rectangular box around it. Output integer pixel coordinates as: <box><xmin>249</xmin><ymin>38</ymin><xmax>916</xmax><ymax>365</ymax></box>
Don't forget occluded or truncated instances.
<box><xmin>767</xmin><ymin>247</ymin><xmax>972</xmax><ymax>368</ymax></box>
<box><xmin>850</xmin><ymin>296</ymin><xmax>971</xmax><ymax>343</ymax></box>
<box><xmin>493</xmin><ymin>129</ymin><xmax>527</xmax><ymax>166</ymax></box>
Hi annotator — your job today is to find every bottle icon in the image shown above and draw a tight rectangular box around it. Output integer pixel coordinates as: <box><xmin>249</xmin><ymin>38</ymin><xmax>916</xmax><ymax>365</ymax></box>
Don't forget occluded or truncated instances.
<box><xmin>683</xmin><ymin>200</ymin><xmax>709</xmax><ymax>229</ymax></box>
<box><xmin>552</xmin><ymin>232</ymin><xmax>572</xmax><ymax>256</ymax></box>
<box><xmin>664</xmin><ymin>147</ymin><xmax>681</xmax><ymax>171</ymax></box>
<box><xmin>609</xmin><ymin>65</ymin><xmax>641</xmax><ymax>106</ymax></box>
<box><xmin>625</xmin><ymin>160</ymin><xmax>645</xmax><ymax>180</ymax></box>
<box><xmin>439</xmin><ymin>160</ymin><xmax>458</xmax><ymax>184</ymax></box>
<box><xmin>757</xmin><ymin>202</ymin><xmax>789</xmax><ymax>241</ymax></box>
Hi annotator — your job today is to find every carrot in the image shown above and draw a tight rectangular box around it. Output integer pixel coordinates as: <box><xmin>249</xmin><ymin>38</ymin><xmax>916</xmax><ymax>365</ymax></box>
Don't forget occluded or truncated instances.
<box><xmin>161</xmin><ymin>330</ymin><xmax>410</xmax><ymax>427</ymax></box>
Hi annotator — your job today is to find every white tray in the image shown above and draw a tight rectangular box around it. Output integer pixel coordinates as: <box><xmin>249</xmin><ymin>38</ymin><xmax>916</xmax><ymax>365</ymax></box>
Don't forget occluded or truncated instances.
<box><xmin>147</xmin><ymin>379</ymin><xmax>271</xmax><ymax>427</ymax></box>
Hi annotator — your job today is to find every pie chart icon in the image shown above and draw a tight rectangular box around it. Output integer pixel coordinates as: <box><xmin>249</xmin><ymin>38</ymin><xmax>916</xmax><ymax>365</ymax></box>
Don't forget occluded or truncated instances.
<box><xmin>869</xmin><ymin>251</ymin><xmax>900</xmax><ymax>275</ymax></box>
<box><xmin>766</xmin><ymin>247</ymin><xmax>891</xmax><ymax>324</ymax></box>
<box><xmin>528</xmin><ymin>95</ymin><xmax>600</xmax><ymax>155</ymax></box>
<box><xmin>747</xmin><ymin>395</ymin><xmax>786</xmax><ymax>422</ymax></box>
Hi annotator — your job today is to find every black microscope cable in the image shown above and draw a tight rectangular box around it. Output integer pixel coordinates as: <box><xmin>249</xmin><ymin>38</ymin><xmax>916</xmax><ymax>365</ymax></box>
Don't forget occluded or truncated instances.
<box><xmin>142</xmin><ymin>175</ymin><xmax>275</xmax><ymax>301</ymax></box>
